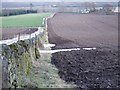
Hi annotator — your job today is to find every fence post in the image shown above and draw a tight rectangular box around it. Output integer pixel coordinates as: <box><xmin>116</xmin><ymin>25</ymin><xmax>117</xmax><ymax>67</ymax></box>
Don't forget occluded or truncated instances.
<box><xmin>29</xmin><ymin>34</ymin><xmax>31</xmax><ymax>39</ymax></box>
<box><xmin>29</xmin><ymin>34</ymin><xmax>32</xmax><ymax>44</ymax></box>
<box><xmin>18</xmin><ymin>33</ymin><xmax>20</xmax><ymax>41</ymax></box>
<box><xmin>35</xmin><ymin>34</ymin><xmax>36</xmax><ymax>37</ymax></box>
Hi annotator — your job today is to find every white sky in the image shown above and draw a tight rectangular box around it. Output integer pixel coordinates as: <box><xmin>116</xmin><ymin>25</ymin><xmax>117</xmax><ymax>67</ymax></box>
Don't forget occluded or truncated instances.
<box><xmin>2</xmin><ymin>0</ymin><xmax>119</xmax><ymax>2</ymax></box>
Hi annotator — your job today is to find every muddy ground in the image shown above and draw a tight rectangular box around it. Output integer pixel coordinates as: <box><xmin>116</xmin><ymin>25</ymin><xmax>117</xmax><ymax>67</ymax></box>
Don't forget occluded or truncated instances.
<box><xmin>48</xmin><ymin>13</ymin><xmax>119</xmax><ymax>89</ymax></box>
<box><xmin>0</xmin><ymin>28</ymin><xmax>38</xmax><ymax>40</ymax></box>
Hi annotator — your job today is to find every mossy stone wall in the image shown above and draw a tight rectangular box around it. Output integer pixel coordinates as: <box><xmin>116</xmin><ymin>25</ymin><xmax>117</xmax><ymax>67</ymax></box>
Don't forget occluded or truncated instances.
<box><xmin>1</xmin><ymin>36</ymin><xmax>41</xmax><ymax>88</ymax></box>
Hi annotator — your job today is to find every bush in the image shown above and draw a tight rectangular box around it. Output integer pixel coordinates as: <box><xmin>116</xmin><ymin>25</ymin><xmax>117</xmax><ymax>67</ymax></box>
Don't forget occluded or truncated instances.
<box><xmin>1</xmin><ymin>9</ymin><xmax>37</xmax><ymax>16</ymax></box>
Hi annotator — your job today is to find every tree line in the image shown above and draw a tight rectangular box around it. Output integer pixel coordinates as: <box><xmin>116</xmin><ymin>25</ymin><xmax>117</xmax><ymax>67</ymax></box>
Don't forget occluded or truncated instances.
<box><xmin>0</xmin><ymin>9</ymin><xmax>37</xmax><ymax>16</ymax></box>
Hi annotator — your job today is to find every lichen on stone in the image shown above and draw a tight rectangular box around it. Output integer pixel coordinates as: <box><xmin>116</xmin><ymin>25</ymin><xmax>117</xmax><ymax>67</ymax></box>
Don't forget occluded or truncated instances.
<box><xmin>1</xmin><ymin>35</ymin><xmax>42</xmax><ymax>88</ymax></box>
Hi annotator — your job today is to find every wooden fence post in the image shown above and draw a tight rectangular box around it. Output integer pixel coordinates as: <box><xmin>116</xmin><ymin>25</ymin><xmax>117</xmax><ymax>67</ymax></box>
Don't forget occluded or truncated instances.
<box><xmin>30</xmin><ymin>34</ymin><xmax>31</xmax><ymax>39</ymax></box>
<box><xmin>18</xmin><ymin>33</ymin><xmax>20</xmax><ymax>41</ymax></box>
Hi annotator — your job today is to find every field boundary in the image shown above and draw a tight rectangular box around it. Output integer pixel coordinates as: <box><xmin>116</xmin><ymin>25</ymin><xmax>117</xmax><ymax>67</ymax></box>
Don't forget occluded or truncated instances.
<box><xmin>0</xmin><ymin>13</ymin><xmax>55</xmax><ymax>45</ymax></box>
<box><xmin>0</xmin><ymin>27</ymin><xmax>44</xmax><ymax>45</ymax></box>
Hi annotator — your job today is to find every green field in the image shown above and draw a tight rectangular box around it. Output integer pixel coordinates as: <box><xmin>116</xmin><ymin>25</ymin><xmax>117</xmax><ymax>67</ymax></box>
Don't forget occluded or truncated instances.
<box><xmin>0</xmin><ymin>13</ymin><xmax>52</xmax><ymax>27</ymax></box>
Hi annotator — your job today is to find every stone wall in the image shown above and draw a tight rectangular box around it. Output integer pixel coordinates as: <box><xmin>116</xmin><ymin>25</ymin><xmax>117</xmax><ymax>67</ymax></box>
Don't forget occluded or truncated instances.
<box><xmin>1</xmin><ymin>33</ymin><xmax>42</xmax><ymax>89</ymax></box>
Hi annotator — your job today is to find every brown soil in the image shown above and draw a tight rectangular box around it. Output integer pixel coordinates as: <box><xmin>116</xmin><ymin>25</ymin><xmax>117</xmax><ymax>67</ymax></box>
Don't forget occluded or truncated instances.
<box><xmin>48</xmin><ymin>13</ymin><xmax>119</xmax><ymax>89</ymax></box>
<box><xmin>0</xmin><ymin>28</ymin><xmax>38</xmax><ymax>40</ymax></box>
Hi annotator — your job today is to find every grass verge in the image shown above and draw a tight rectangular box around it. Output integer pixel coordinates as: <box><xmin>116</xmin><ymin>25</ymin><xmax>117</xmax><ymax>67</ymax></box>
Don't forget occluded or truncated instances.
<box><xmin>29</xmin><ymin>30</ymin><xmax>76</xmax><ymax>88</ymax></box>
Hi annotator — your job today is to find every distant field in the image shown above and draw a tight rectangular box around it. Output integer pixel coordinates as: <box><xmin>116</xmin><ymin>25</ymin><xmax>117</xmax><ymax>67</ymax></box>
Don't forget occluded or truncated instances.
<box><xmin>0</xmin><ymin>13</ymin><xmax>52</xmax><ymax>27</ymax></box>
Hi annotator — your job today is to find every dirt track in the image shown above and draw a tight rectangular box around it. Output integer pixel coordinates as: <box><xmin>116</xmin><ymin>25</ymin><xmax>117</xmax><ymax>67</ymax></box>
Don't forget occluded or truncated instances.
<box><xmin>48</xmin><ymin>13</ymin><xmax>119</xmax><ymax>89</ymax></box>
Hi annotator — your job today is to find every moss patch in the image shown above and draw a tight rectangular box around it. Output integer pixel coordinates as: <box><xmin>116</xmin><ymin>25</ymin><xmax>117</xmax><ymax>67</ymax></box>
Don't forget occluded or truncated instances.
<box><xmin>2</xmin><ymin>35</ymin><xmax>41</xmax><ymax>88</ymax></box>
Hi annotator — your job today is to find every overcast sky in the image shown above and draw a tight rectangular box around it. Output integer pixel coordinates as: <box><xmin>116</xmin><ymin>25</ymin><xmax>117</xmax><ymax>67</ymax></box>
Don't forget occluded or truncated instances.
<box><xmin>2</xmin><ymin>0</ymin><xmax>119</xmax><ymax>2</ymax></box>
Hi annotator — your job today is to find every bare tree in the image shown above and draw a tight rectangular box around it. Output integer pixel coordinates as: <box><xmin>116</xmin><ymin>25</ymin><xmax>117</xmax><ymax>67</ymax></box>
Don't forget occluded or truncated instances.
<box><xmin>59</xmin><ymin>1</ymin><xmax>65</xmax><ymax>13</ymax></box>
<box><xmin>89</xmin><ymin>2</ymin><xmax>96</xmax><ymax>11</ymax></box>
<box><xmin>4</xmin><ymin>9</ymin><xmax>10</xmax><ymax>16</ymax></box>
<box><xmin>30</xmin><ymin>3</ymin><xmax>33</xmax><ymax>10</ymax></box>
<box><xmin>83</xmin><ymin>2</ymin><xmax>96</xmax><ymax>11</ymax></box>
<box><xmin>42</xmin><ymin>5</ymin><xmax>45</xmax><ymax>12</ymax></box>
<box><xmin>119</xmin><ymin>1</ymin><xmax>120</xmax><ymax>7</ymax></box>
<box><xmin>83</xmin><ymin>2</ymin><xmax>89</xmax><ymax>10</ymax></box>
<box><xmin>103</xmin><ymin>4</ymin><xmax>114</xmax><ymax>14</ymax></box>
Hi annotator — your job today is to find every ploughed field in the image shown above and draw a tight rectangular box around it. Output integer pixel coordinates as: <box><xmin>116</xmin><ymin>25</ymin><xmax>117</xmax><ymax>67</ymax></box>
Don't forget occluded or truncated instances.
<box><xmin>0</xmin><ymin>28</ymin><xmax>38</xmax><ymax>40</ymax></box>
<box><xmin>48</xmin><ymin>13</ymin><xmax>119</xmax><ymax>88</ymax></box>
<box><xmin>0</xmin><ymin>13</ymin><xmax>52</xmax><ymax>40</ymax></box>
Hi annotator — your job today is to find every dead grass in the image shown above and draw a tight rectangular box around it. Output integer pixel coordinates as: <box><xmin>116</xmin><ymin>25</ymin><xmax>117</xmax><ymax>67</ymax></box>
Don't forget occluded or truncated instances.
<box><xmin>29</xmin><ymin>30</ymin><xmax>76</xmax><ymax>88</ymax></box>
